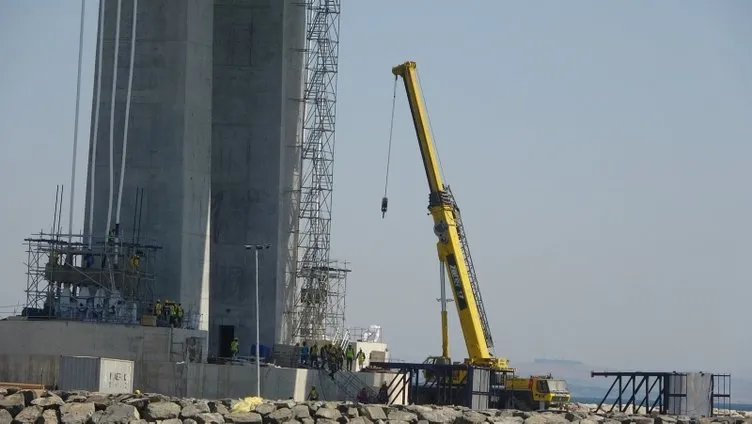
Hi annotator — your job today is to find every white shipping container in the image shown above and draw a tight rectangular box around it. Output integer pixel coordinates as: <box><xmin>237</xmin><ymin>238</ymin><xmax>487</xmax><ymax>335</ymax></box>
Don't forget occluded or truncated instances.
<box><xmin>98</xmin><ymin>358</ymin><xmax>134</xmax><ymax>393</ymax></box>
<box><xmin>58</xmin><ymin>356</ymin><xmax>134</xmax><ymax>394</ymax></box>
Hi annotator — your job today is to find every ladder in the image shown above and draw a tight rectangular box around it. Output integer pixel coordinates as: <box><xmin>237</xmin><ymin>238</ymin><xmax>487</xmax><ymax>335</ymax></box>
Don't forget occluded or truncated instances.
<box><xmin>445</xmin><ymin>186</ymin><xmax>495</xmax><ymax>351</ymax></box>
<box><xmin>338</xmin><ymin>328</ymin><xmax>350</xmax><ymax>351</ymax></box>
<box><xmin>330</xmin><ymin>328</ymin><xmax>350</xmax><ymax>352</ymax></box>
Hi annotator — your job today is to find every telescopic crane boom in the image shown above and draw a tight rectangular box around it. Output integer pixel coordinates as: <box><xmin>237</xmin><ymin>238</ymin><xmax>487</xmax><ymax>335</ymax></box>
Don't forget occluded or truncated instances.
<box><xmin>382</xmin><ymin>61</ymin><xmax>571</xmax><ymax>410</ymax></box>
<box><xmin>389</xmin><ymin>61</ymin><xmax>511</xmax><ymax>372</ymax></box>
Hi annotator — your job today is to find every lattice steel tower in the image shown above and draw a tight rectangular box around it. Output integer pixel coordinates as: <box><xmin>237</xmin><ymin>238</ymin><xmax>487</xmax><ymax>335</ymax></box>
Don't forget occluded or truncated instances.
<box><xmin>287</xmin><ymin>0</ymin><xmax>345</xmax><ymax>344</ymax></box>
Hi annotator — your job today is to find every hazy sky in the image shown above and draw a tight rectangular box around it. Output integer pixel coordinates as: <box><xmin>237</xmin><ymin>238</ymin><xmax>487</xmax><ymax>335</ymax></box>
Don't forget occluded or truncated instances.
<box><xmin>1</xmin><ymin>1</ymin><xmax>750</xmax><ymax>375</ymax></box>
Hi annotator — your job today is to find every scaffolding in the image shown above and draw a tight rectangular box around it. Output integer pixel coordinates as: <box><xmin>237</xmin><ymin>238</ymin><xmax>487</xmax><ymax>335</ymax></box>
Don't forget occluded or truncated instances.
<box><xmin>296</xmin><ymin>260</ymin><xmax>349</xmax><ymax>341</ymax></box>
<box><xmin>287</xmin><ymin>0</ymin><xmax>345</xmax><ymax>344</ymax></box>
<box><xmin>23</xmin><ymin>231</ymin><xmax>160</xmax><ymax>325</ymax></box>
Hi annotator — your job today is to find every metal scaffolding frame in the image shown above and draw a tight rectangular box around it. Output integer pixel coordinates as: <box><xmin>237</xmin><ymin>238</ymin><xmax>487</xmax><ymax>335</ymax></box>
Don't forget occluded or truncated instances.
<box><xmin>286</xmin><ymin>0</ymin><xmax>346</xmax><ymax>344</ymax></box>
<box><xmin>23</xmin><ymin>231</ymin><xmax>161</xmax><ymax>324</ymax></box>
<box><xmin>296</xmin><ymin>260</ymin><xmax>349</xmax><ymax>341</ymax></box>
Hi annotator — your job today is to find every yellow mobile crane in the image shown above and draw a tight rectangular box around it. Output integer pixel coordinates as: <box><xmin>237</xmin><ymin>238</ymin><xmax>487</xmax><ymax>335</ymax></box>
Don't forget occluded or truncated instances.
<box><xmin>382</xmin><ymin>61</ymin><xmax>570</xmax><ymax>410</ymax></box>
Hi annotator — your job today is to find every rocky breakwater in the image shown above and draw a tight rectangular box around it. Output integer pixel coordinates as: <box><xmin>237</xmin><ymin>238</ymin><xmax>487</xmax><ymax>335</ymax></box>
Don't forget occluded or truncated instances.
<box><xmin>1</xmin><ymin>388</ymin><xmax>751</xmax><ymax>424</ymax></box>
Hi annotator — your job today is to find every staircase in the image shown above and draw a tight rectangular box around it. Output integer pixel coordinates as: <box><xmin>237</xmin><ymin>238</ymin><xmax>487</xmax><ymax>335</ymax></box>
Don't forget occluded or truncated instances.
<box><xmin>331</xmin><ymin>370</ymin><xmax>378</xmax><ymax>401</ymax></box>
<box><xmin>328</xmin><ymin>328</ymin><xmax>378</xmax><ymax>401</ymax></box>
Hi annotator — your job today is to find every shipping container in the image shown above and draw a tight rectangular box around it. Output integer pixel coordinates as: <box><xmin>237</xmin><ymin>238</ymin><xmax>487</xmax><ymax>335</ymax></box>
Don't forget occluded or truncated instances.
<box><xmin>58</xmin><ymin>356</ymin><xmax>134</xmax><ymax>394</ymax></box>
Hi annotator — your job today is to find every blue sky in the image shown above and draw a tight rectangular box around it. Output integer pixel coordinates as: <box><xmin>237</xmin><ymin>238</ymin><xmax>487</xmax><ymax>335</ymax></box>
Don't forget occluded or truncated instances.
<box><xmin>1</xmin><ymin>1</ymin><xmax>751</xmax><ymax>375</ymax></box>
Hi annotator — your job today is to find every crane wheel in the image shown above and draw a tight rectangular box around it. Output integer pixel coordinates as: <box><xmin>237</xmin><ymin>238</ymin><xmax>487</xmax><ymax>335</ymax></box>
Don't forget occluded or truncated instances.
<box><xmin>504</xmin><ymin>394</ymin><xmax>533</xmax><ymax>412</ymax></box>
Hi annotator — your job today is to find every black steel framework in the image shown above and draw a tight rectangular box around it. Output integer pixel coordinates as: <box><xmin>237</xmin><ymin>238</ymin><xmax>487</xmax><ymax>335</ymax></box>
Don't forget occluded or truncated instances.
<box><xmin>591</xmin><ymin>371</ymin><xmax>732</xmax><ymax>417</ymax></box>
<box><xmin>369</xmin><ymin>361</ymin><xmax>505</xmax><ymax>409</ymax></box>
<box><xmin>711</xmin><ymin>374</ymin><xmax>732</xmax><ymax>413</ymax></box>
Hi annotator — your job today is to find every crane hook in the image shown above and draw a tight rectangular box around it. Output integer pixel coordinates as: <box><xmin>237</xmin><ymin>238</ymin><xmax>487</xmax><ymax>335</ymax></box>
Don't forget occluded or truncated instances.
<box><xmin>381</xmin><ymin>196</ymin><xmax>389</xmax><ymax>218</ymax></box>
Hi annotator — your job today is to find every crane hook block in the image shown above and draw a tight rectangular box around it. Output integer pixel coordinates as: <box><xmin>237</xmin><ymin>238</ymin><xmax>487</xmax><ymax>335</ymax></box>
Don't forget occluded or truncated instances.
<box><xmin>381</xmin><ymin>196</ymin><xmax>389</xmax><ymax>218</ymax></box>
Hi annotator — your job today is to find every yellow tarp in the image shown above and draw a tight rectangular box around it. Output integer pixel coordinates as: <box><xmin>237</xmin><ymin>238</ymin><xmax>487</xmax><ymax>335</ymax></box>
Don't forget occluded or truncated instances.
<box><xmin>231</xmin><ymin>396</ymin><xmax>264</xmax><ymax>413</ymax></box>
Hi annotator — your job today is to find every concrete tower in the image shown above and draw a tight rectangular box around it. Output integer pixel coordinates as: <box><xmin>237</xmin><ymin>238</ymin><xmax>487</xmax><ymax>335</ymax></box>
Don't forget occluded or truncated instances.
<box><xmin>84</xmin><ymin>0</ymin><xmax>213</xmax><ymax>328</ymax></box>
<box><xmin>84</xmin><ymin>0</ymin><xmax>306</xmax><ymax>354</ymax></box>
<box><xmin>209</xmin><ymin>0</ymin><xmax>305</xmax><ymax>356</ymax></box>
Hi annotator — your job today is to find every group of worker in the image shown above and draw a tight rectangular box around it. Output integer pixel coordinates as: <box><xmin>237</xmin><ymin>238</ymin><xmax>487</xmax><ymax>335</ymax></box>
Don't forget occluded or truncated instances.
<box><xmin>153</xmin><ymin>299</ymin><xmax>185</xmax><ymax>328</ymax></box>
<box><xmin>296</xmin><ymin>341</ymin><xmax>367</xmax><ymax>376</ymax></box>
<box><xmin>307</xmin><ymin>382</ymin><xmax>389</xmax><ymax>404</ymax></box>
<box><xmin>49</xmin><ymin>243</ymin><xmax>141</xmax><ymax>270</ymax></box>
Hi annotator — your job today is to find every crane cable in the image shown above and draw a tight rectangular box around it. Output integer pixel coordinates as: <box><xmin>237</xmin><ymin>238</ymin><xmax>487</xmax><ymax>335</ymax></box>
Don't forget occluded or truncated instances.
<box><xmin>380</xmin><ymin>77</ymin><xmax>398</xmax><ymax>218</ymax></box>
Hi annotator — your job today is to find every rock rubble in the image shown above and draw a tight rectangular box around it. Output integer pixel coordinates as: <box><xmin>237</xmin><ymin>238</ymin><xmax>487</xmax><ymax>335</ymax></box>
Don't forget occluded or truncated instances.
<box><xmin>1</xmin><ymin>387</ymin><xmax>750</xmax><ymax>424</ymax></box>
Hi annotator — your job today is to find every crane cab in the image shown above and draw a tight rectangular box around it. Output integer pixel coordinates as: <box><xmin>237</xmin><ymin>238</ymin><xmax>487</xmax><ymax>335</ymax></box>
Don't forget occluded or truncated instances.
<box><xmin>422</xmin><ymin>356</ymin><xmax>466</xmax><ymax>385</ymax></box>
<box><xmin>503</xmin><ymin>375</ymin><xmax>572</xmax><ymax>410</ymax></box>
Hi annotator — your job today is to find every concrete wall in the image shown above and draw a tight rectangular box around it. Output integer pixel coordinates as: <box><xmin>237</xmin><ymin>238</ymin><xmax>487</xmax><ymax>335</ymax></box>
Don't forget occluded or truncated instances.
<box><xmin>103</xmin><ymin>361</ymin><xmax>408</xmax><ymax>403</ymax></box>
<box><xmin>209</xmin><ymin>0</ymin><xmax>305</xmax><ymax>355</ymax></box>
<box><xmin>0</xmin><ymin>355</ymin><xmax>405</xmax><ymax>403</ymax></box>
<box><xmin>0</xmin><ymin>320</ymin><xmax>207</xmax><ymax>363</ymax></box>
<box><xmin>0</xmin><ymin>320</ymin><xmax>207</xmax><ymax>388</ymax></box>
<box><xmin>83</xmin><ymin>0</ymin><xmax>213</xmax><ymax>327</ymax></box>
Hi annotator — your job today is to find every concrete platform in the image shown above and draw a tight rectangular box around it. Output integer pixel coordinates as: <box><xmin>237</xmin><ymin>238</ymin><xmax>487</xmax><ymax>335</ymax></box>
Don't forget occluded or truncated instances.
<box><xmin>0</xmin><ymin>320</ymin><xmax>405</xmax><ymax>402</ymax></box>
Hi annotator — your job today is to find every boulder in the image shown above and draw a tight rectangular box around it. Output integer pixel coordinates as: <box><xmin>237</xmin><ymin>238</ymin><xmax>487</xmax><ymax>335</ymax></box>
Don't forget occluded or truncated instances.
<box><xmin>40</xmin><ymin>409</ymin><xmax>59</xmax><ymax>424</ymax></box>
<box><xmin>195</xmin><ymin>412</ymin><xmax>224</xmax><ymax>424</ymax></box>
<box><xmin>227</xmin><ymin>412</ymin><xmax>262</xmax><ymax>424</ymax></box>
<box><xmin>11</xmin><ymin>405</ymin><xmax>42</xmax><ymax>424</ymax></box>
<box><xmin>98</xmin><ymin>403</ymin><xmax>140</xmax><ymax>424</ymax></box>
<box><xmin>0</xmin><ymin>394</ymin><xmax>26</xmax><ymax>417</ymax></box>
<box><xmin>145</xmin><ymin>402</ymin><xmax>180</xmax><ymax>420</ymax></box>
<box><xmin>59</xmin><ymin>402</ymin><xmax>95</xmax><ymax>424</ymax></box>
<box><xmin>31</xmin><ymin>395</ymin><xmax>65</xmax><ymax>409</ymax></box>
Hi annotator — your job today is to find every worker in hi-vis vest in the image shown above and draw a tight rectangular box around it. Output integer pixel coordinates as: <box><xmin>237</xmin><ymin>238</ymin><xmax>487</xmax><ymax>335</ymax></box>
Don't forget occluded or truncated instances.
<box><xmin>357</xmin><ymin>349</ymin><xmax>366</xmax><ymax>369</ymax></box>
<box><xmin>231</xmin><ymin>337</ymin><xmax>239</xmax><ymax>359</ymax></box>
<box><xmin>345</xmin><ymin>345</ymin><xmax>355</xmax><ymax>371</ymax></box>
<box><xmin>307</xmin><ymin>386</ymin><xmax>319</xmax><ymax>401</ymax></box>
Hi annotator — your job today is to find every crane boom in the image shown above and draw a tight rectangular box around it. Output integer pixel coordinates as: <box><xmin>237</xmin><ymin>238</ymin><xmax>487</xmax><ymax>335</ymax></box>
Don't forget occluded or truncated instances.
<box><xmin>392</xmin><ymin>61</ymin><xmax>510</xmax><ymax>371</ymax></box>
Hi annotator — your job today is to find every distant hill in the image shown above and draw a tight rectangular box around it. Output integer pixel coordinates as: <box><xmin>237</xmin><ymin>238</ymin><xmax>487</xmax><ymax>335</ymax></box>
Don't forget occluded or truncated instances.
<box><xmin>513</xmin><ymin>359</ymin><xmax>752</xmax><ymax>404</ymax></box>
